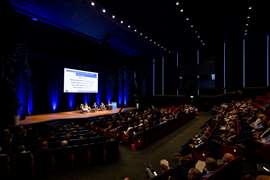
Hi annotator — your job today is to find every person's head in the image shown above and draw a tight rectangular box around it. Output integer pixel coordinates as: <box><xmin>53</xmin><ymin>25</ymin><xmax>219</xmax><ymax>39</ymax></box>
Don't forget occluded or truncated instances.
<box><xmin>256</xmin><ymin>175</ymin><xmax>270</xmax><ymax>180</ymax></box>
<box><xmin>223</xmin><ymin>153</ymin><xmax>235</xmax><ymax>163</ymax></box>
<box><xmin>122</xmin><ymin>176</ymin><xmax>130</xmax><ymax>180</ymax></box>
<box><xmin>188</xmin><ymin>167</ymin><xmax>202</xmax><ymax>180</ymax></box>
<box><xmin>160</xmin><ymin>159</ymin><xmax>170</xmax><ymax>171</ymax></box>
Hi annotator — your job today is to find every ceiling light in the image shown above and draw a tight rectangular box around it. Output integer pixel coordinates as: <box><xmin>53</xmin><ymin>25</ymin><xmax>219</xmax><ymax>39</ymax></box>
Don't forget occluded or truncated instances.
<box><xmin>202</xmin><ymin>43</ymin><xmax>205</xmax><ymax>46</ymax></box>
<box><xmin>154</xmin><ymin>42</ymin><xmax>156</xmax><ymax>44</ymax></box>
<box><xmin>128</xmin><ymin>25</ymin><xmax>131</xmax><ymax>28</ymax></box>
<box><xmin>248</xmin><ymin>6</ymin><xmax>252</xmax><ymax>10</ymax></box>
<box><xmin>91</xmin><ymin>1</ymin><xmax>95</xmax><ymax>6</ymax></box>
<box><xmin>145</xmin><ymin>36</ymin><xmax>148</xmax><ymax>39</ymax></box>
<box><xmin>150</xmin><ymin>39</ymin><xmax>152</xmax><ymax>42</ymax></box>
<box><xmin>197</xmin><ymin>35</ymin><xmax>200</xmax><ymax>38</ymax></box>
<box><xmin>176</xmin><ymin>2</ymin><xmax>180</xmax><ymax>6</ymax></box>
<box><xmin>185</xmin><ymin>17</ymin><xmax>190</xmax><ymax>21</ymax></box>
<box><xmin>263</xmin><ymin>166</ymin><xmax>270</xmax><ymax>172</ymax></box>
<box><xmin>120</xmin><ymin>20</ymin><xmax>124</xmax><ymax>24</ymax></box>
<box><xmin>134</xmin><ymin>29</ymin><xmax>137</xmax><ymax>32</ymax></box>
<box><xmin>102</xmin><ymin>9</ymin><xmax>106</xmax><ymax>13</ymax></box>
<box><xmin>32</xmin><ymin>17</ymin><xmax>38</xmax><ymax>21</ymax></box>
<box><xmin>140</xmin><ymin>33</ymin><xmax>143</xmax><ymax>36</ymax></box>
<box><xmin>246</xmin><ymin>16</ymin><xmax>250</xmax><ymax>19</ymax></box>
<box><xmin>190</xmin><ymin>24</ymin><xmax>194</xmax><ymax>28</ymax></box>
<box><xmin>246</xmin><ymin>23</ymin><xmax>249</xmax><ymax>26</ymax></box>
<box><xmin>244</xmin><ymin>32</ymin><xmax>247</xmax><ymax>36</ymax></box>
<box><xmin>245</xmin><ymin>29</ymin><xmax>248</xmax><ymax>32</ymax></box>
<box><xmin>180</xmin><ymin>9</ymin><xmax>184</xmax><ymax>13</ymax></box>
<box><xmin>112</xmin><ymin>15</ymin><xmax>116</xmax><ymax>19</ymax></box>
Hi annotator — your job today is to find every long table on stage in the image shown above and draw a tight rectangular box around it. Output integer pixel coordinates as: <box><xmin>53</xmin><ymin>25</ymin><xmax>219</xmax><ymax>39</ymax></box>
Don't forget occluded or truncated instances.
<box><xmin>17</xmin><ymin>108</ymin><xmax>125</xmax><ymax>126</ymax></box>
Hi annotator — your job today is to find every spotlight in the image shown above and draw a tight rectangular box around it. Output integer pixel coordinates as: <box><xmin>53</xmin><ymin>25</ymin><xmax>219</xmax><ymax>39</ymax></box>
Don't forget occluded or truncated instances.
<box><xmin>197</xmin><ymin>35</ymin><xmax>200</xmax><ymax>38</ymax></box>
<box><xmin>91</xmin><ymin>1</ymin><xmax>95</xmax><ymax>6</ymax></box>
<box><xmin>134</xmin><ymin>29</ymin><xmax>137</xmax><ymax>32</ymax></box>
<box><xmin>246</xmin><ymin>16</ymin><xmax>250</xmax><ymax>19</ymax></box>
<box><xmin>102</xmin><ymin>8</ymin><xmax>106</xmax><ymax>13</ymax></box>
<box><xmin>128</xmin><ymin>25</ymin><xmax>131</xmax><ymax>28</ymax></box>
<box><xmin>248</xmin><ymin>6</ymin><xmax>252</xmax><ymax>10</ymax></box>
<box><xmin>112</xmin><ymin>15</ymin><xmax>116</xmax><ymax>19</ymax></box>
<box><xmin>145</xmin><ymin>36</ymin><xmax>148</xmax><ymax>39</ymax></box>
<box><xmin>246</xmin><ymin>23</ymin><xmax>249</xmax><ymax>26</ymax></box>
<box><xmin>140</xmin><ymin>33</ymin><xmax>143</xmax><ymax>36</ymax></box>
<box><xmin>190</xmin><ymin>24</ymin><xmax>194</xmax><ymax>28</ymax></box>
<box><xmin>185</xmin><ymin>17</ymin><xmax>190</xmax><ymax>21</ymax></box>
<box><xmin>120</xmin><ymin>20</ymin><xmax>124</xmax><ymax>24</ymax></box>
<box><xmin>150</xmin><ymin>39</ymin><xmax>152</xmax><ymax>42</ymax></box>
<box><xmin>244</xmin><ymin>29</ymin><xmax>248</xmax><ymax>32</ymax></box>
<box><xmin>176</xmin><ymin>2</ymin><xmax>180</xmax><ymax>6</ymax></box>
<box><xmin>180</xmin><ymin>9</ymin><xmax>184</xmax><ymax>13</ymax></box>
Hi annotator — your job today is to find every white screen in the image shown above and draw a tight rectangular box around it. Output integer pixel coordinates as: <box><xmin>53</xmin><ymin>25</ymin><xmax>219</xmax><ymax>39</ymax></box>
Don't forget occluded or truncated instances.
<box><xmin>64</xmin><ymin>68</ymin><xmax>98</xmax><ymax>93</ymax></box>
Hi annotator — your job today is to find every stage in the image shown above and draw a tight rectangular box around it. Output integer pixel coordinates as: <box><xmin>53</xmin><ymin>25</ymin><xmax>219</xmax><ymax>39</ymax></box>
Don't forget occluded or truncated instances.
<box><xmin>17</xmin><ymin>108</ymin><xmax>130</xmax><ymax>126</ymax></box>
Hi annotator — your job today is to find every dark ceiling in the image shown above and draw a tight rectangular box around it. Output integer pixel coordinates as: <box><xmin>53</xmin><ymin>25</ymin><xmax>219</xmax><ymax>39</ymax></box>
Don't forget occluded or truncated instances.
<box><xmin>96</xmin><ymin>0</ymin><xmax>259</xmax><ymax>51</ymax></box>
<box><xmin>9</xmin><ymin>0</ymin><xmax>270</xmax><ymax>57</ymax></box>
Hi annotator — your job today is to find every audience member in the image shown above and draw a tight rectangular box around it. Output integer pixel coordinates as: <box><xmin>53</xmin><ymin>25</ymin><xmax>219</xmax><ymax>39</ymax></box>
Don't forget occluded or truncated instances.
<box><xmin>188</xmin><ymin>167</ymin><xmax>202</xmax><ymax>180</ymax></box>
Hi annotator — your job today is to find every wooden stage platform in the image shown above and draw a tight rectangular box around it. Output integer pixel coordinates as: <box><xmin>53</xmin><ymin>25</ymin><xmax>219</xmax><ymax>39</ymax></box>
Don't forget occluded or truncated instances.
<box><xmin>17</xmin><ymin>108</ymin><xmax>123</xmax><ymax>126</ymax></box>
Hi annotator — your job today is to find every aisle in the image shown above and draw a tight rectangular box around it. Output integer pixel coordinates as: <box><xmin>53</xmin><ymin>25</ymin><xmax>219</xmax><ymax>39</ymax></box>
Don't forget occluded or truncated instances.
<box><xmin>36</xmin><ymin>112</ymin><xmax>210</xmax><ymax>180</ymax></box>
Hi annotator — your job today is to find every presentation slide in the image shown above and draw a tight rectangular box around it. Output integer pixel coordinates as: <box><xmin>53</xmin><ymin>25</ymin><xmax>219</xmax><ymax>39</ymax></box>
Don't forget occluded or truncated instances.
<box><xmin>64</xmin><ymin>68</ymin><xmax>98</xmax><ymax>93</ymax></box>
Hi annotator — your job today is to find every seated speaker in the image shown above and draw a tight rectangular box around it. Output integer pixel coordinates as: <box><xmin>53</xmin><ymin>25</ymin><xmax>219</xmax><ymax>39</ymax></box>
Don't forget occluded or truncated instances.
<box><xmin>100</xmin><ymin>102</ymin><xmax>106</xmax><ymax>111</ymax></box>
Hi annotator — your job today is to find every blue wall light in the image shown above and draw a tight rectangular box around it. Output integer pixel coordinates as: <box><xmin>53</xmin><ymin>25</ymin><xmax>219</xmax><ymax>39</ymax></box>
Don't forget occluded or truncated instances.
<box><xmin>68</xmin><ymin>93</ymin><xmax>75</xmax><ymax>110</ymax></box>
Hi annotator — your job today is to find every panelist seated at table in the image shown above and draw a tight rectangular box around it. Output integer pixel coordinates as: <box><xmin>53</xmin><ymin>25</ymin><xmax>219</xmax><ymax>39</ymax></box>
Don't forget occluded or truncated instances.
<box><xmin>100</xmin><ymin>102</ymin><xmax>106</xmax><ymax>111</ymax></box>
<box><xmin>91</xmin><ymin>102</ymin><xmax>98</xmax><ymax>111</ymax></box>
<box><xmin>80</xmin><ymin>103</ymin><xmax>91</xmax><ymax>112</ymax></box>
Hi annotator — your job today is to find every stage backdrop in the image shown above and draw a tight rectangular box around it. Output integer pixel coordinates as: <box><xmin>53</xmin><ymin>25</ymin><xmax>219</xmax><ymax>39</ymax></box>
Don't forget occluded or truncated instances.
<box><xmin>14</xmin><ymin>15</ymin><xmax>150</xmax><ymax>117</ymax></box>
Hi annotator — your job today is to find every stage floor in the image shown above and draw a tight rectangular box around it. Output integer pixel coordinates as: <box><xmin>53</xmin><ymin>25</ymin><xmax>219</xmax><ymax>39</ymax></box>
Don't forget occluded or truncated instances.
<box><xmin>17</xmin><ymin>108</ymin><xmax>125</xmax><ymax>126</ymax></box>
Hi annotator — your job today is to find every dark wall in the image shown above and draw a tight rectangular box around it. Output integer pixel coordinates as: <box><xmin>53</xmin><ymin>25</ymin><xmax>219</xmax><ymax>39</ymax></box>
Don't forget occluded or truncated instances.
<box><xmin>13</xmin><ymin>14</ymin><xmax>151</xmax><ymax>115</ymax></box>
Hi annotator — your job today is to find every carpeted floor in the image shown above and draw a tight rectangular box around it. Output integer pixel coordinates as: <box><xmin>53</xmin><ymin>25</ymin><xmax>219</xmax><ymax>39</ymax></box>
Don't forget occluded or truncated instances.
<box><xmin>36</xmin><ymin>112</ymin><xmax>210</xmax><ymax>180</ymax></box>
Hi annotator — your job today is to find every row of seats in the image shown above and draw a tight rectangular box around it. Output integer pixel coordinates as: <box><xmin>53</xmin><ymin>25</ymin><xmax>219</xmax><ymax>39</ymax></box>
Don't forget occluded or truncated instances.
<box><xmin>0</xmin><ymin>118</ymin><xmax>119</xmax><ymax>177</ymax></box>
<box><xmin>146</xmin><ymin>98</ymin><xmax>270</xmax><ymax>180</ymax></box>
